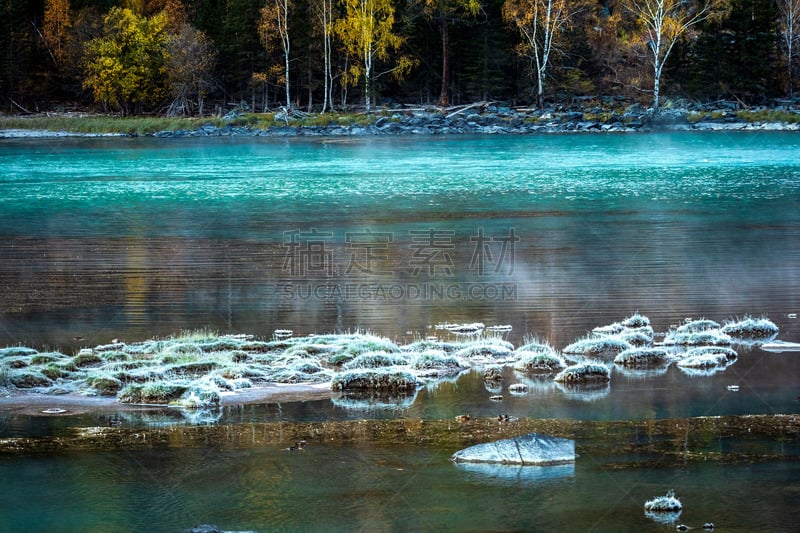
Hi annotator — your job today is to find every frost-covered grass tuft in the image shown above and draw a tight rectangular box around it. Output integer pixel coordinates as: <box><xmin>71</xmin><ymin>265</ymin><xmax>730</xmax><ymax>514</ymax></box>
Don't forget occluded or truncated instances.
<box><xmin>342</xmin><ymin>351</ymin><xmax>409</xmax><ymax>370</ymax></box>
<box><xmin>411</xmin><ymin>350</ymin><xmax>470</xmax><ymax>371</ymax></box>
<box><xmin>644</xmin><ymin>490</ymin><xmax>682</xmax><ymax>512</ymax></box>
<box><xmin>683</xmin><ymin>346</ymin><xmax>738</xmax><ymax>361</ymax></box>
<box><xmin>614</xmin><ymin>348</ymin><xmax>670</xmax><ymax>367</ymax></box>
<box><xmin>515</xmin><ymin>337</ymin><xmax>556</xmax><ymax>355</ymax></box>
<box><xmin>554</xmin><ymin>363</ymin><xmax>610</xmax><ymax>383</ymax></box>
<box><xmin>621</xmin><ymin>313</ymin><xmax>650</xmax><ymax>328</ymax></box>
<box><xmin>455</xmin><ymin>338</ymin><xmax>515</xmax><ymax>361</ymax></box>
<box><xmin>118</xmin><ymin>382</ymin><xmax>189</xmax><ymax>404</ymax></box>
<box><xmin>677</xmin><ymin>351</ymin><xmax>732</xmax><ymax>368</ymax></box>
<box><xmin>676</xmin><ymin>319</ymin><xmax>720</xmax><ymax>334</ymax></box>
<box><xmin>563</xmin><ymin>336</ymin><xmax>632</xmax><ymax>357</ymax></box>
<box><xmin>663</xmin><ymin>330</ymin><xmax>732</xmax><ymax>346</ymax></box>
<box><xmin>331</xmin><ymin>368</ymin><xmax>420</xmax><ymax>392</ymax></box>
<box><xmin>513</xmin><ymin>351</ymin><xmax>567</xmax><ymax>374</ymax></box>
<box><xmin>720</xmin><ymin>316</ymin><xmax>779</xmax><ymax>340</ymax></box>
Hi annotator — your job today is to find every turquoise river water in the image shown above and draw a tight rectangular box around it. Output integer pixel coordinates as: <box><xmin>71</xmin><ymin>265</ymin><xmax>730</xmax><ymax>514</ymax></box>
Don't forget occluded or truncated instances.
<box><xmin>1</xmin><ymin>132</ymin><xmax>800</xmax><ymax>531</ymax></box>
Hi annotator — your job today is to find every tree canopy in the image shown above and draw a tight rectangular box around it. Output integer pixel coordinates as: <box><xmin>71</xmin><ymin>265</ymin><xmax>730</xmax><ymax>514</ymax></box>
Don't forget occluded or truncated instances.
<box><xmin>0</xmin><ymin>0</ymin><xmax>796</xmax><ymax>114</ymax></box>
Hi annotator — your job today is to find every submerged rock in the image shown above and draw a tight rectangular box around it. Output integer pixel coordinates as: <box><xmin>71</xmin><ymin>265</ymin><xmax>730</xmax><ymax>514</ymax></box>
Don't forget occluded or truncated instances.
<box><xmin>451</xmin><ymin>432</ymin><xmax>575</xmax><ymax>465</ymax></box>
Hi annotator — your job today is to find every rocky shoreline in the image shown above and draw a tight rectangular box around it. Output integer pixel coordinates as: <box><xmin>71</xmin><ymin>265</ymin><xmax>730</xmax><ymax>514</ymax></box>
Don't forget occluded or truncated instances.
<box><xmin>153</xmin><ymin>104</ymin><xmax>800</xmax><ymax>138</ymax></box>
<box><xmin>2</xmin><ymin>102</ymin><xmax>800</xmax><ymax>139</ymax></box>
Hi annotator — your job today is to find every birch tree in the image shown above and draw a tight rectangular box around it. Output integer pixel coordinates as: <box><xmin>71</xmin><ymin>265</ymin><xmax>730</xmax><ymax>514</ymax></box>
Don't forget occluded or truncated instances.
<box><xmin>779</xmin><ymin>0</ymin><xmax>800</xmax><ymax>96</ymax></box>
<box><xmin>311</xmin><ymin>0</ymin><xmax>335</xmax><ymax>112</ymax></box>
<box><xmin>623</xmin><ymin>0</ymin><xmax>725</xmax><ymax>109</ymax></box>
<box><xmin>260</xmin><ymin>0</ymin><xmax>292</xmax><ymax>109</ymax></box>
<box><xmin>503</xmin><ymin>0</ymin><xmax>585</xmax><ymax>108</ymax></box>
<box><xmin>335</xmin><ymin>0</ymin><xmax>412</xmax><ymax>111</ymax></box>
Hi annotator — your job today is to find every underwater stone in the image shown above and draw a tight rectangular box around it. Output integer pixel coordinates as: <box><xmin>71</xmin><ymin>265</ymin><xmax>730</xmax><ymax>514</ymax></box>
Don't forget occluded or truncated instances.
<box><xmin>451</xmin><ymin>432</ymin><xmax>575</xmax><ymax>465</ymax></box>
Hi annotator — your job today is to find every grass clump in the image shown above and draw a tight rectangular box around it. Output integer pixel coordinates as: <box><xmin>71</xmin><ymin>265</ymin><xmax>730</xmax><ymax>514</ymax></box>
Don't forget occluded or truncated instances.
<box><xmin>683</xmin><ymin>346</ymin><xmax>738</xmax><ymax>360</ymax></box>
<box><xmin>677</xmin><ymin>352</ymin><xmax>731</xmax><ymax>369</ymax></box>
<box><xmin>554</xmin><ymin>363</ymin><xmax>610</xmax><ymax>383</ymax></box>
<box><xmin>720</xmin><ymin>316</ymin><xmax>779</xmax><ymax>340</ymax></box>
<box><xmin>676</xmin><ymin>319</ymin><xmax>720</xmax><ymax>334</ymax></box>
<box><xmin>86</xmin><ymin>374</ymin><xmax>124</xmax><ymax>395</ymax></box>
<box><xmin>118</xmin><ymin>382</ymin><xmax>189</xmax><ymax>404</ymax></box>
<box><xmin>563</xmin><ymin>336</ymin><xmax>632</xmax><ymax>357</ymax></box>
<box><xmin>644</xmin><ymin>490</ymin><xmax>682</xmax><ymax>512</ymax></box>
<box><xmin>342</xmin><ymin>351</ymin><xmax>409</xmax><ymax>370</ymax></box>
<box><xmin>614</xmin><ymin>348</ymin><xmax>670</xmax><ymax>367</ymax></box>
<box><xmin>331</xmin><ymin>368</ymin><xmax>419</xmax><ymax>392</ymax></box>
<box><xmin>72</xmin><ymin>351</ymin><xmax>104</xmax><ymax>368</ymax></box>
<box><xmin>664</xmin><ymin>330</ymin><xmax>732</xmax><ymax>346</ymax></box>
<box><xmin>9</xmin><ymin>370</ymin><xmax>52</xmax><ymax>388</ymax></box>
<box><xmin>513</xmin><ymin>351</ymin><xmax>567</xmax><ymax>374</ymax></box>
<box><xmin>411</xmin><ymin>350</ymin><xmax>469</xmax><ymax>370</ymax></box>
<box><xmin>0</xmin><ymin>347</ymin><xmax>38</xmax><ymax>358</ymax></box>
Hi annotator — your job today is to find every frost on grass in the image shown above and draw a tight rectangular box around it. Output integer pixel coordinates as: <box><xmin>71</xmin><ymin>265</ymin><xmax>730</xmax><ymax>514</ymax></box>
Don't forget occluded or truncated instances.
<box><xmin>554</xmin><ymin>363</ymin><xmax>610</xmax><ymax>383</ymax></box>
<box><xmin>411</xmin><ymin>350</ymin><xmax>470</xmax><ymax>376</ymax></box>
<box><xmin>676</xmin><ymin>319</ymin><xmax>720</xmax><ymax>334</ymax></box>
<box><xmin>513</xmin><ymin>351</ymin><xmax>567</xmax><ymax>374</ymax></box>
<box><xmin>342</xmin><ymin>351</ymin><xmax>410</xmax><ymax>370</ymax></box>
<box><xmin>614</xmin><ymin>348</ymin><xmax>670</xmax><ymax>367</ymax></box>
<box><xmin>644</xmin><ymin>490</ymin><xmax>682</xmax><ymax>525</ymax></box>
<box><xmin>677</xmin><ymin>350</ymin><xmax>734</xmax><ymax>369</ymax></box>
<box><xmin>455</xmin><ymin>338</ymin><xmax>515</xmax><ymax>363</ymax></box>
<box><xmin>563</xmin><ymin>336</ymin><xmax>632</xmax><ymax>358</ymax></box>
<box><xmin>331</xmin><ymin>368</ymin><xmax>420</xmax><ymax>392</ymax></box>
<box><xmin>644</xmin><ymin>490</ymin><xmax>682</xmax><ymax>512</ymax></box>
<box><xmin>663</xmin><ymin>330</ymin><xmax>732</xmax><ymax>346</ymax></box>
<box><xmin>720</xmin><ymin>316</ymin><xmax>779</xmax><ymax>341</ymax></box>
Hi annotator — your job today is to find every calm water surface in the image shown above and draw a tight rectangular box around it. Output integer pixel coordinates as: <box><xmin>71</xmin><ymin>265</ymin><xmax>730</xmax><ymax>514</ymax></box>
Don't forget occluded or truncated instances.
<box><xmin>1</xmin><ymin>132</ymin><xmax>800</xmax><ymax>531</ymax></box>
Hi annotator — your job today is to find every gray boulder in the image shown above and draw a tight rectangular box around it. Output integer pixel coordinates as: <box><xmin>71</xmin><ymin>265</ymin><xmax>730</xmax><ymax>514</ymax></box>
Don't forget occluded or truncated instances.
<box><xmin>451</xmin><ymin>432</ymin><xmax>575</xmax><ymax>465</ymax></box>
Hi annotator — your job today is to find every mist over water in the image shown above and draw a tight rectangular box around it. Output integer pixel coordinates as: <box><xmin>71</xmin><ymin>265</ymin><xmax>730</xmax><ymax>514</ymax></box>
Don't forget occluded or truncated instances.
<box><xmin>2</xmin><ymin>132</ymin><xmax>800</xmax><ymax>531</ymax></box>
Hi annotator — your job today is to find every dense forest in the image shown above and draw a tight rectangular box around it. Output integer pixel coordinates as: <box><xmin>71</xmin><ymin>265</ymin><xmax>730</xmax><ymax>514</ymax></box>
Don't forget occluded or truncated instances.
<box><xmin>1</xmin><ymin>0</ymin><xmax>798</xmax><ymax>115</ymax></box>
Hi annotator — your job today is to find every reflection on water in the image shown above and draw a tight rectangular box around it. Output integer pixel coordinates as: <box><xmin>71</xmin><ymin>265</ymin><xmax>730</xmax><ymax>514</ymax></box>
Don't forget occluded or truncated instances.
<box><xmin>1</xmin><ymin>444</ymin><xmax>799</xmax><ymax>531</ymax></box>
<box><xmin>1</xmin><ymin>133</ymin><xmax>799</xmax><ymax>353</ymax></box>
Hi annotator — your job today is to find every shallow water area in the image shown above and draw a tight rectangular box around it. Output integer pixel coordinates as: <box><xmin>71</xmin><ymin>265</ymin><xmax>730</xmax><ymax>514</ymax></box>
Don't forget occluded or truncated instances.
<box><xmin>2</xmin><ymin>132</ymin><xmax>800</xmax><ymax>530</ymax></box>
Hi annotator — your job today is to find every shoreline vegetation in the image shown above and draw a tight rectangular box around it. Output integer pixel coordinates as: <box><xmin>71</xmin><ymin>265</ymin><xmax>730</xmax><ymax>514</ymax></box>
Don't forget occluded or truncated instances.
<box><xmin>2</xmin><ymin>100</ymin><xmax>800</xmax><ymax>138</ymax></box>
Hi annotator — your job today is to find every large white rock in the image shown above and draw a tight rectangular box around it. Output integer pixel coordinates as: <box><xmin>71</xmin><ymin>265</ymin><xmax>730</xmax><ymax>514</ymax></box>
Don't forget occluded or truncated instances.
<box><xmin>451</xmin><ymin>433</ymin><xmax>575</xmax><ymax>465</ymax></box>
